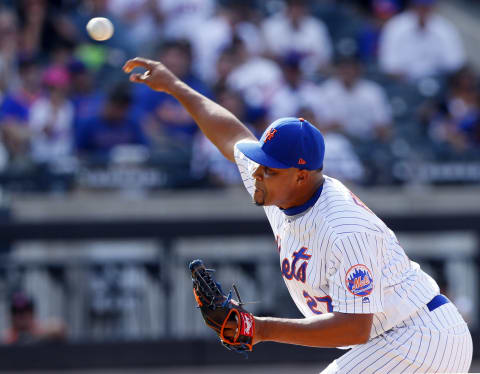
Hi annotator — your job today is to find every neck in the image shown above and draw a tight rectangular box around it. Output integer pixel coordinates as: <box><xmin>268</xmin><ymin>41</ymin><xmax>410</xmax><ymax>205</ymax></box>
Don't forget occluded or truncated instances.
<box><xmin>342</xmin><ymin>79</ymin><xmax>356</xmax><ymax>90</ymax></box>
<box><xmin>283</xmin><ymin>175</ymin><xmax>324</xmax><ymax>210</ymax></box>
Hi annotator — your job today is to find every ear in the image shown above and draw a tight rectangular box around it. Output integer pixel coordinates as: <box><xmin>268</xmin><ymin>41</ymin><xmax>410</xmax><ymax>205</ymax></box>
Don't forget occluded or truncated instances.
<box><xmin>296</xmin><ymin>169</ymin><xmax>309</xmax><ymax>185</ymax></box>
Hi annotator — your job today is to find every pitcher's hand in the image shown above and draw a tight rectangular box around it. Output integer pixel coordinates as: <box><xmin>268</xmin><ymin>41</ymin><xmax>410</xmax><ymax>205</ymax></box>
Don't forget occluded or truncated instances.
<box><xmin>123</xmin><ymin>57</ymin><xmax>178</xmax><ymax>93</ymax></box>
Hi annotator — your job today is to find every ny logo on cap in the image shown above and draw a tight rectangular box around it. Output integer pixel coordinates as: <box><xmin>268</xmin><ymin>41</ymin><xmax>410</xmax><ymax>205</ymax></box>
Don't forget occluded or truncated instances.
<box><xmin>264</xmin><ymin>128</ymin><xmax>277</xmax><ymax>143</ymax></box>
<box><xmin>298</xmin><ymin>158</ymin><xmax>306</xmax><ymax>165</ymax></box>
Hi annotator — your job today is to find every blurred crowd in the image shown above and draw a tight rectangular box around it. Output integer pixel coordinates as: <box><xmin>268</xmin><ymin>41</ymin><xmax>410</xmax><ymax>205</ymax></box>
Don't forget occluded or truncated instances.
<box><xmin>0</xmin><ymin>0</ymin><xmax>478</xmax><ymax>345</ymax></box>
<box><xmin>0</xmin><ymin>0</ymin><xmax>479</xmax><ymax>189</ymax></box>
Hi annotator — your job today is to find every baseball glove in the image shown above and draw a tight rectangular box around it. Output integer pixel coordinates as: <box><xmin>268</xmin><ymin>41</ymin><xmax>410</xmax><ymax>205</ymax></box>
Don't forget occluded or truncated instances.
<box><xmin>189</xmin><ymin>259</ymin><xmax>255</xmax><ymax>353</ymax></box>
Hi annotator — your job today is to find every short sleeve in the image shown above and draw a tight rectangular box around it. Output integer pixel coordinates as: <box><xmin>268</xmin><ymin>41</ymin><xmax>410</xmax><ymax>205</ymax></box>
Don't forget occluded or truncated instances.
<box><xmin>327</xmin><ymin>232</ymin><xmax>384</xmax><ymax>314</ymax></box>
<box><xmin>234</xmin><ymin>142</ymin><xmax>258</xmax><ymax>197</ymax></box>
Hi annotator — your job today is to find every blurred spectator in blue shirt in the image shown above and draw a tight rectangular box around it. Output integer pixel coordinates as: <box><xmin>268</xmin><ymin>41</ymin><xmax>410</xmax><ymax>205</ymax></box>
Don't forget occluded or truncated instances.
<box><xmin>458</xmin><ymin>112</ymin><xmax>480</xmax><ymax>149</ymax></box>
<box><xmin>356</xmin><ymin>0</ymin><xmax>400</xmax><ymax>63</ymax></box>
<box><xmin>68</xmin><ymin>59</ymin><xmax>105</xmax><ymax>139</ymax></box>
<box><xmin>419</xmin><ymin>66</ymin><xmax>480</xmax><ymax>154</ymax></box>
<box><xmin>136</xmin><ymin>39</ymin><xmax>211</xmax><ymax>148</ymax></box>
<box><xmin>76</xmin><ymin>83</ymin><xmax>147</xmax><ymax>159</ymax></box>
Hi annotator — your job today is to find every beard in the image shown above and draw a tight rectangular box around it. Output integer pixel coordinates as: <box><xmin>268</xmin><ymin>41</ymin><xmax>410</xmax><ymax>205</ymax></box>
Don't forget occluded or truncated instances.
<box><xmin>253</xmin><ymin>189</ymin><xmax>265</xmax><ymax>206</ymax></box>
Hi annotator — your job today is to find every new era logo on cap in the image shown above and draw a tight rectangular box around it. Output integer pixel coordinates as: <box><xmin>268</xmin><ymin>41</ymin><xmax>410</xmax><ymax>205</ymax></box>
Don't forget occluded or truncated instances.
<box><xmin>237</xmin><ymin>117</ymin><xmax>325</xmax><ymax>170</ymax></box>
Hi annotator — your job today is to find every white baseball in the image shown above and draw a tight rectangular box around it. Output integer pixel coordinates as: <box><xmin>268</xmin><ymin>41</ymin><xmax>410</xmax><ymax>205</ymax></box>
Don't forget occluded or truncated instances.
<box><xmin>86</xmin><ymin>17</ymin><xmax>114</xmax><ymax>41</ymax></box>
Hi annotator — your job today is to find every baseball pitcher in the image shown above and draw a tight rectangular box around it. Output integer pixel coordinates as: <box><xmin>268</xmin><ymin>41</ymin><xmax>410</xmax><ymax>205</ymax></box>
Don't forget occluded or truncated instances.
<box><xmin>123</xmin><ymin>57</ymin><xmax>472</xmax><ymax>373</ymax></box>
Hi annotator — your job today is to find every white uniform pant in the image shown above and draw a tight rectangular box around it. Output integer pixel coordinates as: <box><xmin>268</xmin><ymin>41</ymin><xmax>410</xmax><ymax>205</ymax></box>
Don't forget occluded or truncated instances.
<box><xmin>322</xmin><ymin>302</ymin><xmax>473</xmax><ymax>373</ymax></box>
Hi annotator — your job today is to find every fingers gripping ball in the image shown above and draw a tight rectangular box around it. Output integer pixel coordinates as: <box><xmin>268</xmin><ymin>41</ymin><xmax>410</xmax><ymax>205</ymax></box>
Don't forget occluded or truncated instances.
<box><xmin>86</xmin><ymin>17</ymin><xmax>114</xmax><ymax>41</ymax></box>
<box><xmin>189</xmin><ymin>259</ymin><xmax>255</xmax><ymax>353</ymax></box>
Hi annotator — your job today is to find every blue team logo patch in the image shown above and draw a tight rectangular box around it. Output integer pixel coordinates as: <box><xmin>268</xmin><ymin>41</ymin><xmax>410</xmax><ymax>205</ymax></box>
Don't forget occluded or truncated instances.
<box><xmin>345</xmin><ymin>264</ymin><xmax>374</xmax><ymax>297</ymax></box>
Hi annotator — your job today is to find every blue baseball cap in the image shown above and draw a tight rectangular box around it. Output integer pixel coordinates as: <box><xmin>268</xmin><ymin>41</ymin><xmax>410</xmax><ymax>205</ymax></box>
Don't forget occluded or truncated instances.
<box><xmin>237</xmin><ymin>117</ymin><xmax>325</xmax><ymax>170</ymax></box>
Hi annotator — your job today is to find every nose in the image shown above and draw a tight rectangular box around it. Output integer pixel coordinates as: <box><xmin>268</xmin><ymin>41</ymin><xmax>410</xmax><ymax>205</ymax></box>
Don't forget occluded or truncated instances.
<box><xmin>252</xmin><ymin>165</ymin><xmax>264</xmax><ymax>181</ymax></box>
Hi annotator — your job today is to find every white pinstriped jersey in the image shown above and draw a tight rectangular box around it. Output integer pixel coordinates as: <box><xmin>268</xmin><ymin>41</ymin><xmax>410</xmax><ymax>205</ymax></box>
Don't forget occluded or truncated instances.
<box><xmin>234</xmin><ymin>145</ymin><xmax>440</xmax><ymax>341</ymax></box>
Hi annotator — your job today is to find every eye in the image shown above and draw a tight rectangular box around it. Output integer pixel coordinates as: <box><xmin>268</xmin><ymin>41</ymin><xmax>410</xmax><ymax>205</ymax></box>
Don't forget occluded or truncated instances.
<box><xmin>264</xmin><ymin>167</ymin><xmax>276</xmax><ymax>175</ymax></box>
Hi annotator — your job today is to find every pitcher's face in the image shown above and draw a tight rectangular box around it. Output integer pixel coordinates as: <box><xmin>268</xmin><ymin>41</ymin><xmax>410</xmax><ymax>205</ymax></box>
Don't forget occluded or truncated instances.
<box><xmin>252</xmin><ymin>165</ymin><xmax>300</xmax><ymax>209</ymax></box>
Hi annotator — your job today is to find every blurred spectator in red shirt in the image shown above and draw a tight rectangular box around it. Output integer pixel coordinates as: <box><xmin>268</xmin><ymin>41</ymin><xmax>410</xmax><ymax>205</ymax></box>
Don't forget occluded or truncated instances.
<box><xmin>3</xmin><ymin>292</ymin><xmax>66</xmax><ymax>345</ymax></box>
